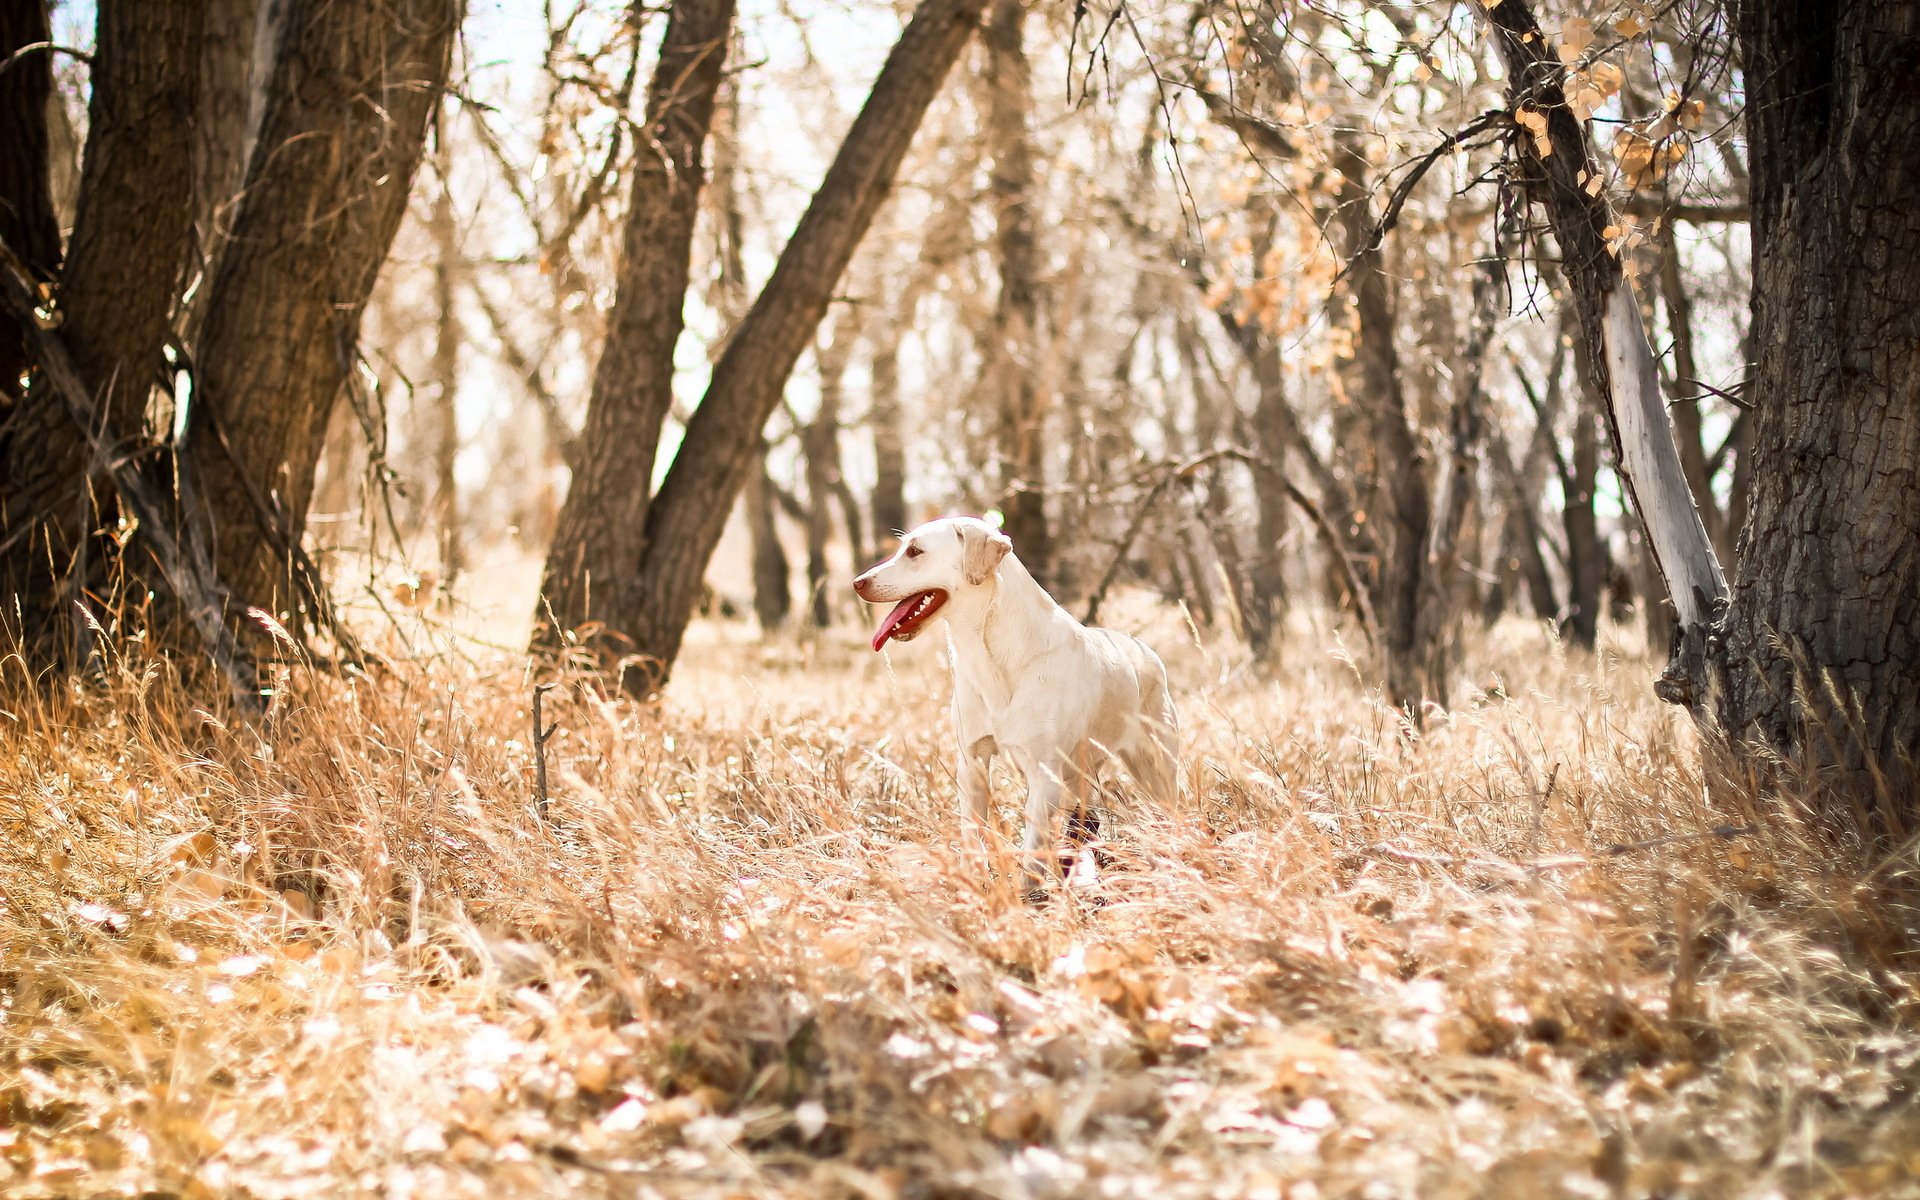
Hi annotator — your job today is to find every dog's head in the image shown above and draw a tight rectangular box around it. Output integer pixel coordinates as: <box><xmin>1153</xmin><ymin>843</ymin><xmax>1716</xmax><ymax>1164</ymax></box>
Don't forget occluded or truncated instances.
<box><xmin>852</xmin><ymin>517</ymin><xmax>1012</xmax><ymax>651</ymax></box>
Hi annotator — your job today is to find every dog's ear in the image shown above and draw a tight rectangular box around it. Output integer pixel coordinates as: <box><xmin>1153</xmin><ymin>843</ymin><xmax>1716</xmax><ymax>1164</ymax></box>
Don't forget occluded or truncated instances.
<box><xmin>962</xmin><ymin>524</ymin><xmax>1013</xmax><ymax>586</ymax></box>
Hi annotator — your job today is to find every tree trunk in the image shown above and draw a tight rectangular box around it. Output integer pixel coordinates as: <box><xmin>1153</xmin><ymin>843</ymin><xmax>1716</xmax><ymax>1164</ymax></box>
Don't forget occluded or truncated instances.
<box><xmin>1482</xmin><ymin>0</ymin><xmax>1726</xmax><ymax>673</ymax></box>
<box><xmin>184</xmin><ymin>0</ymin><xmax>262</xmax><ymax>344</ymax></box>
<box><xmin>618</xmin><ymin>0</ymin><xmax>987</xmax><ymax>694</ymax></box>
<box><xmin>1330</xmin><ymin>130</ymin><xmax>1430</xmax><ymax>712</ymax></box>
<box><xmin>1563</xmin><ymin>318</ymin><xmax>1605</xmax><ymax>650</ymax></box>
<box><xmin>982</xmin><ymin>0</ymin><xmax>1050</xmax><ymax>587</ymax></box>
<box><xmin>804</xmin><ymin>328</ymin><xmax>858</xmax><ymax>629</ymax></box>
<box><xmin>533</xmin><ymin>0</ymin><xmax>734</xmax><ymax>660</ymax></box>
<box><xmin>1713</xmin><ymin>0</ymin><xmax>1920</xmax><ymax>832</ymax></box>
<box><xmin>745</xmin><ymin>449</ymin><xmax>791</xmax><ymax>632</ymax></box>
<box><xmin>1415</xmin><ymin>233</ymin><xmax>1502</xmax><ymax>698</ymax></box>
<box><xmin>1483</xmin><ymin>383</ymin><xmax>1560</xmax><ymax>624</ymax></box>
<box><xmin>869</xmin><ymin>333</ymin><xmax>909</xmax><ymax>549</ymax></box>
<box><xmin>429</xmin><ymin>112</ymin><xmax>463</xmax><ymax>581</ymax></box>
<box><xmin>0</xmin><ymin>0</ymin><xmax>61</xmax><ymax>411</ymax></box>
<box><xmin>0</xmin><ymin>0</ymin><xmax>202</xmax><ymax>649</ymax></box>
<box><xmin>185</xmin><ymin>0</ymin><xmax>456</xmax><ymax>629</ymax></box>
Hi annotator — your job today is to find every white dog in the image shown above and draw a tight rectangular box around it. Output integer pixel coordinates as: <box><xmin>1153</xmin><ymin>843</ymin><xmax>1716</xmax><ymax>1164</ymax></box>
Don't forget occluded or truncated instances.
<box><xmin>853</xmin><ymin>516</ymin><xmax>1179</xmax><ymax>891</ymax></box>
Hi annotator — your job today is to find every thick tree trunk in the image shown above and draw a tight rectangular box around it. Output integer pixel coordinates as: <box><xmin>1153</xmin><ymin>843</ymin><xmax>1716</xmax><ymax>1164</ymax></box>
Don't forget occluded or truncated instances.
<box><xmin>184</xmin><ymin>0</ymin><xmax>262</xmax><ymax>344</ymax></box>
<box><xmin>618</xmin><ymin>0</ymin><xmax>987</xmax><ymax>693</ymax></box>
<box><xmin>0</xmin><ymin>0</ymin><xmax>61</xmax><ymax>411</ymax></box>
<box><xmin>1714</xmin><ymin>0</ymin><xmax>1920</xmax><ymax>831</ymax></box>
<box><xmin>0</xmin><ymin>0</ymin><xmax>201</xmax><ymax>648</ymax></box>
<box><xmin>533</xmin><ymin>0</ymin><xmax>734</xmax><ymax>660</ymax></box>
<box><xmin>982</xmin><ymin>0</ymin><xmax>1051</xmax><ymax>587</ymax></box>
<box><xmin>186</xmin><ymin>0</ymin><xmax>456</xmax><ymax>628</ymax></box>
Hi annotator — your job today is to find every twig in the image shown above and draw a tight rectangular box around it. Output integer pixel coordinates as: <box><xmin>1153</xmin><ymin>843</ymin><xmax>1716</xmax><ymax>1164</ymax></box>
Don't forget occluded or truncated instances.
<box><xmin>1334</xmin><ymin>109</ymin><xmax>1511</xmax><ymax>286</ymax></box>
<box><xmin>1669</xmin><ymin>376</ymin><xmax>1752</xmax><ymax>411</ymax></box>
<box><xmin>532</xmin><ymin>683</ymin><xmax>558</xmax><ymax>820</ymax></box>
<box><xmin>0</xmin><ymin>41</ymin><xmax>93</xmax><ymax>77</ymax></box>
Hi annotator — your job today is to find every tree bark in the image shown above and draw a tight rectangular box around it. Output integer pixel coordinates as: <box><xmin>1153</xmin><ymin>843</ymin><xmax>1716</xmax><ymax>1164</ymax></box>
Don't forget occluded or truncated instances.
<box><xmin>1483</xmin><ymin>364</ymin><xmax>1560</xmax><ymax>624</ymax></box>
<box><xmin>1713</xmin><ymin>0</ymin><xmax>1920</xmax><ymax>831</ymax></box>
<box><xmin>0</xmin><ymin>0</ymin><xmax>61</xmax><ymax>411</ymax></box>
<box><xmin>185</xmin><ymin>0</ymin><xmax>457</xmax><ymax>629</ymax></box>
<box><xmin>982</xmin><ymin>0</ymin><xmax>1051</xmax><ymax>587</ymax></box>
<box><xmin>804</xmin><ymin>326</ymin><xmax>858</xmax><ymax>629</ymax></box>
<box><xmin>1562</xmin><ymin>315</ymin><xmax>1605</xmax><ymax>650</ymax></box>
<box><xmin>745</xmin><ymin>449</ymin><xmax>791</xmax><ymax>632</ymax></box>
<box><xmin>617</xmin><ymin>0</ymin><xmax>987</xmax><ymax>693</ymax></box>
<box><xmin>429</xmin><ymin>112</ymin><xmax>463</xmax><ymax>580</ymax></box>
<box><xmin>1415</xmin><ymin>233</ymin><xmax>1502</xmax><ymax>697</ymax></box>
<box><xmin>533</xmin><ymin>0</ymin><xmax>734</xmax><ymax>660</ymax></box>
<box><xmin>1330</xmin><ymin>130</ymin><xmax>1430</xmax><ymax>712</ymax></box>
<box><xmin>868</xmin><ymin>332</ymin><xmax>909</xmax><ymax>548</ymax></box>
<box><xmin>184</xmin><ymin>0</ymin><xmax>263</xmax><ymax>344</ymax></box>
<box><xmin>0</xmin><ymin>0</ymin><xmax>202</xmax><ymax>647</ymax></box>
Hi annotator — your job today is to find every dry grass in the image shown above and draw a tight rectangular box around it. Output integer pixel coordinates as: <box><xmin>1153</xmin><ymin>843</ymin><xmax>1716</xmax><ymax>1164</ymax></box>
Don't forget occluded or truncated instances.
<box><xmin>4</xmin><ymin>599</ymin><xmax>1919</xmax><ymax>1199</ymax></box>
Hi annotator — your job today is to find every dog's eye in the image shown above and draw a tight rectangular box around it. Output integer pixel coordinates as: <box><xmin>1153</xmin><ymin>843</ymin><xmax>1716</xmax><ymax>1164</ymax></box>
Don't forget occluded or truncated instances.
<box><xmin>903</xmin><ymin>544</ymin><xmax>923</xmax><ymax>559</ymax></box>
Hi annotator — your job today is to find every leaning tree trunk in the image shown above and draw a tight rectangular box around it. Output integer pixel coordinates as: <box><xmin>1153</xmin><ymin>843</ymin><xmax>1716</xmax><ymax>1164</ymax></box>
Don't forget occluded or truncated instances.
<box><xmin>616</xmin><ymin>0</ymin><xmax>988</xmax><ymax>694</ymax></box>
<box><xmin>1712</xmin><ymin>0</ymin><xmax>1920</xmax><ymax>833</ymax></box>
<box><xmin>186</xmin><ymin>0</ymin><xmax>457</xmax><ymax>629</ymax></box>
<box><xmin>981</xmin><ymin>0</ymin><xmax>1051</xmax><ymax>586</ymax></box>
<box><xmin>533</xmin><ymin>0</ymin><xmax>735</xmax><ymax>661</ymax></box>
<box><xmin>1482</xmin><ymin>0</ymin><xmax>1725</xmax><ymax>681</ymax></box>
<box><xmin>0</xmin><ymin>0</ymin><xmax>202</xmax><ymax>651</ymax></box>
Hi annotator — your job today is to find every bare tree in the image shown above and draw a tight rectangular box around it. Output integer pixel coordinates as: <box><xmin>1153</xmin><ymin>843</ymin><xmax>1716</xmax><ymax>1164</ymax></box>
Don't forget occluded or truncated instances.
<box><xmin>534</xmin><ymin>0</ymin><xmax>736</xmax><ymax>664</ymax></box>
<box><xmin>185</xmin><ymin>0</ymin><xmax>457</xmax><ymax>632</ymax></box>
<box><xmin>556</xmin><ymin>0</ymin><xmax>991</xmax><ymax>694</ymax></box>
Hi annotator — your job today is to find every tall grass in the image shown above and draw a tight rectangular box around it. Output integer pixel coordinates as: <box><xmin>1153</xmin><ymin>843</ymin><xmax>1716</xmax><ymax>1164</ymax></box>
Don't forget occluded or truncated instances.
<box><xmin>3</xmin><ymin>603</ymin><xmax>1916</xmax><ymax>1198</ymax></box>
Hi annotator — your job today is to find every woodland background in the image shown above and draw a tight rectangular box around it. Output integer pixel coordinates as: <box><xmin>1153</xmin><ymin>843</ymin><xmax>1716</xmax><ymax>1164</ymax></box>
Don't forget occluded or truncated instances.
<box><xmin>2</xmin><ymin>1</ymin><xmax>1917</xmax><ymax>1197</ymax></box>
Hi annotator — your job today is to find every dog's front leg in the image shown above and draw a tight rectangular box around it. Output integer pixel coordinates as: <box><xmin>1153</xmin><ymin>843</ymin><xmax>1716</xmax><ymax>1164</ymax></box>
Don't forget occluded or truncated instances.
<box><xmin>957</xmin><ymin>736</ymin><xmax>995</xmax><ymax>860</ymax></box>
<box><xmin>1016</xmin><ymin>751</ymin><xmax>1067</xmax><ymax>901</ymax></box>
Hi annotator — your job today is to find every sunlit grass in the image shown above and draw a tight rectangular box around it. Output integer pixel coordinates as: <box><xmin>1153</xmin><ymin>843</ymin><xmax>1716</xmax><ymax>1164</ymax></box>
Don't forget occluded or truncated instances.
<box><xmin>2</xmin><ymin>599</ymin><xmax>1916</xmax><ymax>1198</ymax></box>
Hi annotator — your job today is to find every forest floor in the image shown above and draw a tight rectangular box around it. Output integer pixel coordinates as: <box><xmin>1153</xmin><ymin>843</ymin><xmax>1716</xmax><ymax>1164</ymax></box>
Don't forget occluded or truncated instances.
<box><xmin>3</xmin><ymin>589</ymin><xmax>1919</xmax><ymax>1199</ymax></box>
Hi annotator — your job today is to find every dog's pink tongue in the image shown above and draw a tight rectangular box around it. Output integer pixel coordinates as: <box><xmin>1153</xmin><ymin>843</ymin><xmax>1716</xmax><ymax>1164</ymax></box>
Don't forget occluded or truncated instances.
<box><xmin>871</xmin><ymin>595</ymin><xmax>921</xmax><ymax>651</ymax></box>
